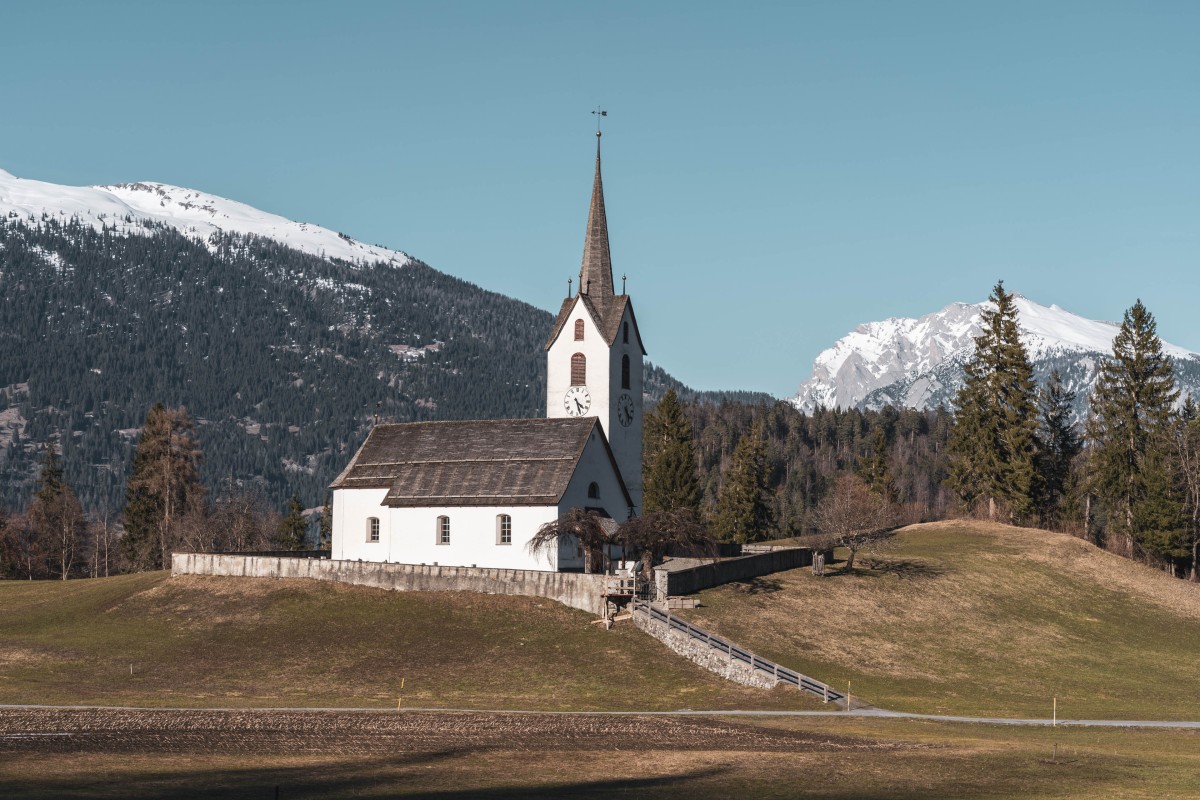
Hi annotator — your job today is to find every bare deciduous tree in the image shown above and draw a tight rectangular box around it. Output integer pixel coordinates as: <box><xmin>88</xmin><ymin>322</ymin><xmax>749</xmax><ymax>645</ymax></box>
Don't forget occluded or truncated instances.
<box><xmin>618</xmin><ymin>508</ymin><xmax>716</xmax><ymax>581</ymax></box>
<box><xmin>527</xmin><ymin>508</ymin><xmax>612</xmax><ymax>574</ymax></box>
<box><xmin>814</xmin><ymin>474</ymin><xmax>898</xmax><ymax>572</ymax></box>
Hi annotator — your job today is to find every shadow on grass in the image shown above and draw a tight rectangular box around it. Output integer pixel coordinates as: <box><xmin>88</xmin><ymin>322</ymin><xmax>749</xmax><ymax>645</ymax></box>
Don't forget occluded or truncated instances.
<box><xmin>731</xmin><ymin>577</ymin><xmax>784</xmax><ymax>595</ymax></box>
<box><xmin>0</xmin><ymin>756</ymin><xmax>732</xmax><ymax>800</ymax></box>
<box><xmin>858</xmin><ymin>558</ymin><xmax>944</xmax><ymax>580</ymax></box>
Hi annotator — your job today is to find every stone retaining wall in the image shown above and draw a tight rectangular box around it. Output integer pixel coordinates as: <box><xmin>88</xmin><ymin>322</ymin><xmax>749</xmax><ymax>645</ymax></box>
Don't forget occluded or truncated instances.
<box><xmin>655</xmin><ymin>547</ymin><xmax>813</xmax><ymax>598</ymax></box>
<box><xmin>171</xmin><ymin>553</ymin><xmax>609</xmax><ymax>615</ymax></box>
<box><xmin>632</xmin><ymin>607</ymin><xmax>777</xmax><ymax>689</ymax></box>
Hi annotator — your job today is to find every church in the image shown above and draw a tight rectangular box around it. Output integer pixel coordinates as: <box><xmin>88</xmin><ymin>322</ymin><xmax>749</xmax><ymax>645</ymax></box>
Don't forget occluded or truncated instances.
<box><xmin>329</xmin><ymin>133</ymin><xmax>645</xmax><ymax>572</ymax></box>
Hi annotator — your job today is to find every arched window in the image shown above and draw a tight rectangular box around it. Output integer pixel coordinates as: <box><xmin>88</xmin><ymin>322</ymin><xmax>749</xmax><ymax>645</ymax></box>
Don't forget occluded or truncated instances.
<box><xmin>367</xmin><ymin>517</ymin><xmax>380</xmax><ymax>543</ymax></box>
<box><xmin>437</xmin><ymin>515</ymin><xmax>450</xmax><ymax>545</ymax></box>
<box><xmin>571</xmin><ymin>353</ymin><xmax>586</xmax><ymax>386</ymax></box>
<box><xmin>497</xmin><ymin>514</ymin><xmax>512</xmax><ymax>545</ymax></box>
<box><xmin>623</xmin><ymin>321</ymin><xmax>629</xmax><ymax>344</ymax></box>
<box><xmin>621</xmin><ymin>355</ymin><xmax>630</xmax><ymax>390</ymax></box>
<box><xmin>574</xmin><ymin>319</ymin><xmax>585</xmax><ymax>340</ymax></box>
<box><xmin>587</xmin><ymin>482</ymin><xmax>600</xmax><ymax>499</ymax></box>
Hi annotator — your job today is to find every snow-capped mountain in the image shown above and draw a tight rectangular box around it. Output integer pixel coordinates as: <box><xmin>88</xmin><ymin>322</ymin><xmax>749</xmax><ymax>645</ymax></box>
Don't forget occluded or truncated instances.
<box><xmin>0</xmin><ymin>168</ymin><xmax>409</xmax><ymax>267</ymax></box>
<box><xmin>791</xmin><ymin>296</ymin><xmax>1200</xmax><ymax>414</ymax></box>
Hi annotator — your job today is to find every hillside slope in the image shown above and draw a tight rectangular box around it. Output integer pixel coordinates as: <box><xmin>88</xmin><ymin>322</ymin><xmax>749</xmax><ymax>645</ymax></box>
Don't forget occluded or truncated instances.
<box><xmin>0</xmin><ymin>573</ymin><xmax>816</xmax><ymax>711</ymax></box>
<box><xmin>682</xmin><ymin>520</ymin><xmax>1200</xmax><ymax>720</ymax></box>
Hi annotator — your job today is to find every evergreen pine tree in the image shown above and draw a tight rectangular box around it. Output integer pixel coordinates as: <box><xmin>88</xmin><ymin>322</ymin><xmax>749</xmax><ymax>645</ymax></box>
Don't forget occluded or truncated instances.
<box><xmin>122</xmin><ymin>404</ymin><xmax>206</xmax><ymax>571</ymax></box>
<box><xmin>857</xmin><ymin>426</ymin><xmax>898</xmax><ymax>503</ymax></box>
<box><xmin>1036</xmin><ymin>369</ymin><xmax>1082</xmax><ymax>525</ymax></box>
<box><xmin>1087</xmin><ymin>300</ymin><xmax>1183</xmax><ymax>559</ymax></box>
<box><xmin>947</xmin><ymin>281</ymin><xmax>1041</xmax><ymax>522</ymax></box>
<box><xmin>712</xmin><ymin>421</ymin><xmax>774</xmax><ymax>543</ymax></box>
<box><xmin>277</xmin><ymin>495</ymin><xmax>308</xmax><ymax>551</ymax></box>
<box><xmin>642</xmin><ymin>389</ymin><xmax>702</xmax><ymax>514</ymax></box>
<box><xmin>27</xmin><ymin>447</ymin><xmax>86</xmax><ymax>580</ymax></box>
<box><xmin>319</xmin><ymin>492</ymin><xmax>333</xmax><ymax>550</ymax></box>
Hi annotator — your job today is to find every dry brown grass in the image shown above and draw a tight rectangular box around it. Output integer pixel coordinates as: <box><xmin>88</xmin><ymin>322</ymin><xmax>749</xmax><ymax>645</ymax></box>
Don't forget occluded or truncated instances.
<box><xmin>683</xmin><ymin>520</ymin><xmax>1200</xmax><ymax>719</ymax></box>
<box><xmin>0</xmin><ymin>571</ymin><xmax>822</xmax><ymax>712</ymax></box>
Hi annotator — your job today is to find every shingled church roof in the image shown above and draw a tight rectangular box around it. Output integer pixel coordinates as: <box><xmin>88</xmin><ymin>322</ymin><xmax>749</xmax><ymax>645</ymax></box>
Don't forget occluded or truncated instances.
<box><xmin>329</xmin><ymin>417</ymin><xmax>632</xmax><ymax>509</ymax></box>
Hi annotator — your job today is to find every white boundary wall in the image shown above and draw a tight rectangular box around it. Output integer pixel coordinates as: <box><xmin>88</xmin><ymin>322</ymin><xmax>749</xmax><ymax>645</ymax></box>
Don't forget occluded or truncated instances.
<box><xmin>172</xmin><ymin>552</ymin><xmax>609</xmax><ymax>615</ymax></box>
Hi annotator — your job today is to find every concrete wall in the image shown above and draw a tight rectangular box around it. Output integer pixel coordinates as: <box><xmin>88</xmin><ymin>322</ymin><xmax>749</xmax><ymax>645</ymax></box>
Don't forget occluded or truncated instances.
<box><xmin>172</xmin><ymin>552</ymin><xmax>609</xmax><ymax>615</ymax></box>
<box><xmin>655</xmin><ymin>547</ymin><xmax>814</xmax><ymax>598</ymax></box>
<box><xmin>633</xmin><ymin>606</ymin><xmax>776</xmax><ymax>689</ymax></box>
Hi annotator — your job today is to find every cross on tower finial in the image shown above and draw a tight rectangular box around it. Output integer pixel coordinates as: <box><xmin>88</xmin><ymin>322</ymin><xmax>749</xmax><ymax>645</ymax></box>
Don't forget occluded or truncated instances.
<box><xmin>592</xmin><ymin>107</ymin><xmax>606</xmax><ymax>138</ymax></box>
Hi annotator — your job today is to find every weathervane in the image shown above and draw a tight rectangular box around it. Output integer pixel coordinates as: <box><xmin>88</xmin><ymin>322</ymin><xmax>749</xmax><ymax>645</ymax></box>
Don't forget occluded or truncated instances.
<box><xmin>622</xmin><ymin>273</ymin><xmax>627</xmax><ymax>294</ymax></box>
<box><xmin>567</xmin><ymin>277</ymin><xmax>573</xmax><ymax>297</ymax></box>
<box><xmin>592</xmin><ymin>107</ymin><xmax>607</xmax><ymax>137</ymax></box>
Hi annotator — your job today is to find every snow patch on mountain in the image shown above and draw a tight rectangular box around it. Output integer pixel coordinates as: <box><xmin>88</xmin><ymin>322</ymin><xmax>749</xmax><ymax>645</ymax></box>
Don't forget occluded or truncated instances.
<box><xmin>0</xmin><ymin>168</ymin><xmax>409</xmax><ymax>267</ymax></box>
<box><xmin>792</xmin><ymin>295</ymin><xmax>1200</xmax><ymax>414</ymax></box>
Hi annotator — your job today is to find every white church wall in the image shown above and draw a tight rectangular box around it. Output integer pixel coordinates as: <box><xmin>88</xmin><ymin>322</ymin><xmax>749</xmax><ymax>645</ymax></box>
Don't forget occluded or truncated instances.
<box><xmin>606</xmin><ymin>305</ymin><xmax>644</xmax><ymax>513</ymax></box>
<box><xmin>546</xmin><ymin>301</ymin><xmax>613</xmax><ymax>430</ymax></box>
<box><xmin>380</xmin><ymin>505</ymin><xmax>559</xmax><ymax>570</ymax></box>
<box><xmin>332</xmin><ymin>487</ymin><xmax>391</xmax><ymax>562</ymax></box>
<box><xmin>559</xmin><ymin>430</ymin><xmax>632</xmax><ymax>521</ymax></box>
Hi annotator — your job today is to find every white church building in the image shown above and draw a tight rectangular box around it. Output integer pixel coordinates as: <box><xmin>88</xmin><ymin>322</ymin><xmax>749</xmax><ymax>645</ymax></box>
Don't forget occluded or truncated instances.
<box><xmin>330</xmin><ymin>133</ymin><xmax>645</xmax><ymax>571</ymax></box>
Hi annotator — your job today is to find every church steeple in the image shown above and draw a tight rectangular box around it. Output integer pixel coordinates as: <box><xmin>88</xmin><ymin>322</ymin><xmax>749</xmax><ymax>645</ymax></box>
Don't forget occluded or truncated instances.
<box><xmin>579</xmin><ymin>132</ymin><xmax>615</xmax><ymax>300</ymax></box>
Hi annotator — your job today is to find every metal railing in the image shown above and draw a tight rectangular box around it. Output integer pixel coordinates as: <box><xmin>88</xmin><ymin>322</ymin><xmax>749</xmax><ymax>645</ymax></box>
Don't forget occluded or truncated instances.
<box><xmin>632</xmin><ymin>599</ymin><xmax>845</xmax><ymax>703</ymax></box>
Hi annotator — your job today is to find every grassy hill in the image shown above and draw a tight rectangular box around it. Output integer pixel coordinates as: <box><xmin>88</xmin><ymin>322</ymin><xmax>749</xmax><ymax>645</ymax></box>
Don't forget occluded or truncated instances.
<box><xmin>682</xmin><ymin>520</ymin><xmax>1200</xmax><ymax>720</ymax></box>
<box><xmin>0</xmin><ymin>573</ymin><xmax>818</xmax><ymax>711</ymax></box>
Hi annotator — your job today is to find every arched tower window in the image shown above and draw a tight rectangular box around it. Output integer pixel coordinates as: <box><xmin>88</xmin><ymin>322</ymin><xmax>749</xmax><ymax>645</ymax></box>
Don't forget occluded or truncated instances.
<box><xmin>621</xmin><ymin>355</ymin><xmax>630</xmax><ymax>390</ymax></box>
<box><xmin>587</xmin><ymin>482</ymin><xmax>600</xmax><ymax>499</ymax></box>
<box><xmin>623</xmin><ymin>321</ymin><xmax>629</xmax><ymax>344</ymax></box>
<box><xmin>571</xmin><ymin>353</ymin><xmax>586</xmax><ymax>386</ymax></box>
<box><xmin>574</xmin><ymin>319</ymin><xmax>585</xmax><ymax>340</ymax></box>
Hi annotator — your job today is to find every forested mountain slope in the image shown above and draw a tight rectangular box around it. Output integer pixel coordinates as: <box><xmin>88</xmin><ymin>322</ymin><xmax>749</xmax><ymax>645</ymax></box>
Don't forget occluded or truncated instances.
<box><xmin>0</xmin><ymin>218</ymin><xmax>555</xmax><ymax>510</ymax></box>
<box><xmin>0</xmin><ymin>218</ymin><xmax>742</xmax><ymax>512</ymax></box>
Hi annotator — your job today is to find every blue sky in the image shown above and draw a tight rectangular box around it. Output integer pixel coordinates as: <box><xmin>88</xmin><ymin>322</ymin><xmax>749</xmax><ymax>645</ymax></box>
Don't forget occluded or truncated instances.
<box><xmin>2</xmin><ymin>1</ymin><xmax>1197</xmax><ymax>396</ymax></box>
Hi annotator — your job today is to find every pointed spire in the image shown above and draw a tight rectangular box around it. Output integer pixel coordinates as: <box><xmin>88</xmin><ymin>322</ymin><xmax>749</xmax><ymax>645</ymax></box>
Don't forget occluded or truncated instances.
<box><xmin>579</xmin><ymin>132</ymin><xmax>615</xmax><ymax>301</ymax></box>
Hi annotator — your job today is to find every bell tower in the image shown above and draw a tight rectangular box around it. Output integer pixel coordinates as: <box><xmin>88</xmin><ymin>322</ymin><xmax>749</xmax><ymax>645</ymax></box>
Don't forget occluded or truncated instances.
<box><xmin>544</xmin><ymin>130</ymin><xmax>644</xmax><ymax>515</ymax></box>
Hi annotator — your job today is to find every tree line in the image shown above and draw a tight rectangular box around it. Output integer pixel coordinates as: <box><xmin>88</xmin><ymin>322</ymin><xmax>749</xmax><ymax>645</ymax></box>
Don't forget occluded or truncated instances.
<box><xmin>0</xmin><ymin>403</ymin><xmax>325</xmax><ymax>578</ymax></box>
<box><xmin>632</xmin><ymin>281</ymin><xmax>1200</xmax><ymax>582</ymax></box>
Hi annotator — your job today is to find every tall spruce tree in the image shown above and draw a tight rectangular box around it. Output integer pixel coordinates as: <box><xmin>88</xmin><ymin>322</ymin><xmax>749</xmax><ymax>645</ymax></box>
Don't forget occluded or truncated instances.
<box><xmin>642</xmin><ymin>389</ymin><xmax>702</xmax><ymax>514</ymax></box>
<box><xmin>27</xmin><ymin>447</ymin><xmax>86</xmax><ymax>580</ymax></box>
<box><xmin>947</xmin><ymin>281</ymin><xmax>1041</xmax><ymax>522</ymax></box>
<box><xmin>122</xmin><ymin>404</ymin><xmax>206</xmax><ymax>571</ymax></box>
<box><xmin>1036</xmin><ymin>369</ymin><xmax>1081</xmax><ymax>525</ymax></box>
<box><xmin>713</xmin><ymin>421</ymin><xmax>774</xmax><ymax>543</ymax></box>
<box><xmin>1087</xmin><ymin>300</ymin><xmax>1182</xmax><ymax>559</ymax></box>
<box><xmin>277</xmin><ymin>495</ymin><xmax>308</xmax><ymax>551</ymax></box>
<box><xmin>319</xmin><ymin>492</ymin><xmax>333</xmax><ymax>550</ymax></box>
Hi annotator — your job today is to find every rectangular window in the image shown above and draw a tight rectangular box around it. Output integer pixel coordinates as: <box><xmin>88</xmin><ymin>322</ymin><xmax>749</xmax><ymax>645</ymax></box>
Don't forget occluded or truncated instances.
<box><xmin>497</xmin><ymin>514</ymin><xmax>512</xmax><ymax>545</ymax></box>
<box><xmin>367</xmin><ymin>517</ymin><xmax>380</xmax><ymax>542</ymax></box>
<box><xmin>437</xmin><ymin>516</ymin><xmax>450</xmax><ymax>545</ymax></box>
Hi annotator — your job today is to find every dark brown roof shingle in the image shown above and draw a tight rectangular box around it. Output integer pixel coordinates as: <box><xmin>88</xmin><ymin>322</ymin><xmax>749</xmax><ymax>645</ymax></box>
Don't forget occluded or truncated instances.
<box><xmin>329</xmin><ymin>417</ymin><xmax>632</xmax><ymax>509</ymax></box>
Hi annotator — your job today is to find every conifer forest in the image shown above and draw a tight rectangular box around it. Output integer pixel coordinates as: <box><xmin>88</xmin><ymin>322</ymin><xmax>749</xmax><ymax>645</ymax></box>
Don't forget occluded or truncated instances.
<box><xmin>2</xmin><ymin>218</ymin><xmax>1198</xmax><ymax>581</ymax></box>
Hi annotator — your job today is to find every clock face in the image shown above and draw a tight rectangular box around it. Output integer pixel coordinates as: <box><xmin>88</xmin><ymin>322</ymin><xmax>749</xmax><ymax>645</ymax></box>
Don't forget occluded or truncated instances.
<box><xmin>617</xmin><ymin>393</ymin><xmax>635</xmax><ymax>427</ymax></box>
<box><xmin>564</xmin><ymin>385</ymin><xmax>592</xmax><ymax>416</ymax></box>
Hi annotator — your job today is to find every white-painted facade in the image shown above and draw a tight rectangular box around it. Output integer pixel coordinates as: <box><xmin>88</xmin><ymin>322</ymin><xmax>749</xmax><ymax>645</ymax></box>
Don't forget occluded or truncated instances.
<box><xmin>332</xmin><ymin>427</ymin><xmax>630</xmax><ymax>571</ymax></box>
<box><xmin>545</xmin><ymin>300</ymin><xmax>644</xmax><ymax>515</ymax></box>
